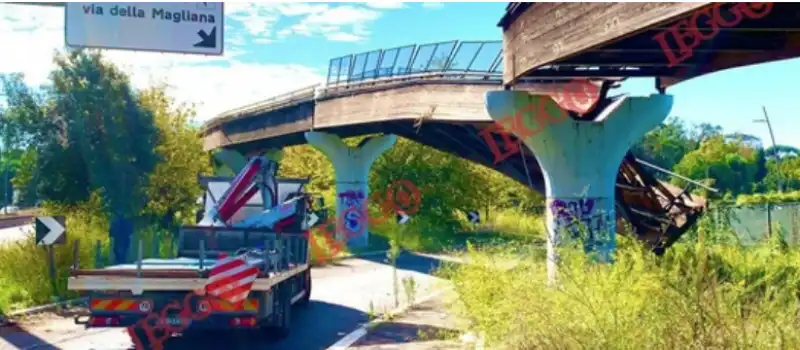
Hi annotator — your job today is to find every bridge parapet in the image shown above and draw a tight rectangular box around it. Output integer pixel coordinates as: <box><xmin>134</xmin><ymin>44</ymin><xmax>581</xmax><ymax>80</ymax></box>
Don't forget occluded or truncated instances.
<box><xmin>326</xmin><ymin>40</ymin><xmax>503</xmax><ymax>86</ymax></box>
<box><xmin>203</xmin><ymin>40</ymin><xmax>506</xmax><ymax>134</ymax></box>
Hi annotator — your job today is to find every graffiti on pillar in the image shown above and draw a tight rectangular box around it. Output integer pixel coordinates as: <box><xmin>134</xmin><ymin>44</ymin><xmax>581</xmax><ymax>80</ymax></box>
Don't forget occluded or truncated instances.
<box><xmin>338</xmin><ymin>190</ymin><xmax>366</xmax><ymax>234</ymax></box>
<box><xmin>549</xmin><ymin>198</ymin><xmax>608</xmax><ymax>244</ymax></box>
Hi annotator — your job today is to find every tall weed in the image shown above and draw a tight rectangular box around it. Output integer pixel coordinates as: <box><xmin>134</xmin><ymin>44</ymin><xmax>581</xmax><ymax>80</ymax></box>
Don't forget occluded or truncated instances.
<box><xmin>440</xmin><ymin>212</ymin><xmax>800</xmax><ymax>349</ymax></box>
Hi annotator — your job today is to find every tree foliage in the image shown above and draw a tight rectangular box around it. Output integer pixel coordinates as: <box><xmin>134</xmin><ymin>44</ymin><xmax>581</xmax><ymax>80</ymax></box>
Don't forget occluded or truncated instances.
<box><xmin>632</xmin><ymin>117</ymin><xmax>696</xmax><ymax>179</ymax></box>
<box><xmin>139</xmin><ymin>84</ymin><xmax>211</xmax><ymax>223</ymax></box>
<box><xmin>2</xmin><ymin>51</ymin><xmax>207</xmax><ymax>230</ymax></box>
<box><xmin>673</xmin><ymin>135</ymin><xmax>760</xmax><ymax>196</ymax></box>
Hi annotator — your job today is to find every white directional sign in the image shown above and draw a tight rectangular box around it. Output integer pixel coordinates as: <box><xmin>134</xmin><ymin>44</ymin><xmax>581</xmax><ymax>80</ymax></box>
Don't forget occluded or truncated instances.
<box><xmin>396</xmin><ymin>210</ymin><xmax>410</xmax><ymax>225</ymax></box>
<box><xmin>35</xmin><ymin>216</ymin><xmax>66</xmax><ymax>246</ymax></box>
<box><xmin>468</xmin><ymin>211</ymin><xmax>480</xmax><ymax>224</ymax></box>
<box><xmin>65</xmin><ymin>2</ymin><xmax>224</xmax><ymax>55</ymax></box>
<box><xmin>306</xmin><ymin>212</ymin><xmax>320</xmax><ymax>228</ymax></box>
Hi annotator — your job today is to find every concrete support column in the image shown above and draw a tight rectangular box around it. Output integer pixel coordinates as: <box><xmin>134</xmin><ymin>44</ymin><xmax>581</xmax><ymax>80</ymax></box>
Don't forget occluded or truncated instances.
<box><xmin>484</xmin><ymin>91</ymin><xmax>673</xmax><ymax>280</ymax></box>
<box><xmin>305</xmin><ymin>132</ymin><xmax>397</xmax><ymax>248</ymax></box>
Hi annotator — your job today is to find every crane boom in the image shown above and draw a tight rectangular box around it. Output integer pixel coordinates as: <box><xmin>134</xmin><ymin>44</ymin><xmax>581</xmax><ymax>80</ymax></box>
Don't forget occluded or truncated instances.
<box><xmin>199</xmin><ymin>155</ymin><xmax>288</xmax><ymax>227</ymax></box>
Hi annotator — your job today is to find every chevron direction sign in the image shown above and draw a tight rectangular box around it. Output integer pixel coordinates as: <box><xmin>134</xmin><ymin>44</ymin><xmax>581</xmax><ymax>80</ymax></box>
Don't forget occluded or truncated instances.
<box><xmin>35</xmin><ymin>216</ymin><xmax>66</xmax><ymax>246</ymax></box>
<box><xmin>468</xmin><ymin>211</ymin><xmax>480</xmax><ymax>224</ymax></box>
<box><xmin>396</xmin><ymin>210</ymin><xmax>410</xmax><ymax>225</ymax></box>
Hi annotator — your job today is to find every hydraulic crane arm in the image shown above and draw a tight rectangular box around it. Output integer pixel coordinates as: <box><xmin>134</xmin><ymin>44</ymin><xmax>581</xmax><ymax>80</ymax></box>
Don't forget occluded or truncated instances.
<box><xmin>201</xmin><ymin>156</ymin><xmax>279</xmax><ymax>226</ymax></box>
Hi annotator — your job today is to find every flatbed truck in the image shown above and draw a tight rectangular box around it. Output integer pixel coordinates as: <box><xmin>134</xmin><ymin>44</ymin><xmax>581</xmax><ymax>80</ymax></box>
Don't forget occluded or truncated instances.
<box><xmin>67</xmin><ymin>156</ymin><xmax>320</xmax><ymax>348</ymax></box>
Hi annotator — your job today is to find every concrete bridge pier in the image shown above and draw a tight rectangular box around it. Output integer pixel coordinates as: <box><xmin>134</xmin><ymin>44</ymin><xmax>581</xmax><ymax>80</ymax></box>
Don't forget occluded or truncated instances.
<box><xmin>484</xmin><ymin>91</ymin><xmax>673</xmax><ymax>280</ymax></box>
<box><xmin>305</xmin><ymin>132</ymin><xmax>397</xmax><ymax>248</ymax></box>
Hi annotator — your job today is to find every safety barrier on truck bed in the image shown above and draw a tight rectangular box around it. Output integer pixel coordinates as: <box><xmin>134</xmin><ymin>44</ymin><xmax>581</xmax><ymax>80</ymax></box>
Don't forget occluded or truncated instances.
<box><xmin>67</xmin><ymin>263</ymin><xmax>308</xmax><ymax>293</ymax></box>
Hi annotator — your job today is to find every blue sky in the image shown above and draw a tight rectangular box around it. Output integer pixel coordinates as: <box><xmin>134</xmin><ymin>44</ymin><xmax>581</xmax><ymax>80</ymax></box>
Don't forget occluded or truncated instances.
<box><xmin>1</xmin><ymin>2</ymin><xmax>798</xmax><ymax>148</ymax></box>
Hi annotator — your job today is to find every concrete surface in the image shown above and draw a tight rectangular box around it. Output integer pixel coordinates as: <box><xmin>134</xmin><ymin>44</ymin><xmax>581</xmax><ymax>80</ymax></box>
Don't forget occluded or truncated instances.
<box><xmin>349</xmin><ymin>288</ymin><xmax>471</xmax><ymax>350</ymax></box>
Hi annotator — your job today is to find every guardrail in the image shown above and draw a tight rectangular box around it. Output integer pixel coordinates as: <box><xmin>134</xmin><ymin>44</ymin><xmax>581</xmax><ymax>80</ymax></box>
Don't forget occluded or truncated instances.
<box><xmin>203</xmin><ymin>71</ymin><xmax>505</xmax><ymax>132</ymax></box>
<box><xmin>320</xmin><ymin>71</ymin><xmax>503</xmax><ymax>95</ymax></box>
<box><xmin>326</xmin><ymin>40</ymin><xmax>503</xmax><ymax>85</ymax></box>
<box><xmin>202</xmin><ymin>40</ymin><xmax>506</xmax><ymax>131</ymax></box>
<box><xmin>204</xmin><ymin>84</ymin><xmax>321</xmax><ymax>130</ymax></box>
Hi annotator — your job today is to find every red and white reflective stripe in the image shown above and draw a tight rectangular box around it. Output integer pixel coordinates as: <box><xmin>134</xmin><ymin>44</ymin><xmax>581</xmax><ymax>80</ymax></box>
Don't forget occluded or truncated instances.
<box><xmin>205</xmin><ymin>255</ymin><xmax>261</xmax><ymax>304</ymax></box>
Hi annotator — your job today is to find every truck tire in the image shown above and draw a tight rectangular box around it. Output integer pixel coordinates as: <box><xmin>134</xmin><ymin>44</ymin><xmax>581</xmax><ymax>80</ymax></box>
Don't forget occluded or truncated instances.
<box><xmin>298</xmin><ymin>268</ymin><xmax>311</xmax><ymax>307</ymax></box>
<box><xmin>266</xmin><ymin>283</ymin><xmax>291</xmax><ymax>338</ymax></box>
<box><xmin>127</xmin><ymin>326</ymin><xmax>154</xmax><ymax>349</ymax></box>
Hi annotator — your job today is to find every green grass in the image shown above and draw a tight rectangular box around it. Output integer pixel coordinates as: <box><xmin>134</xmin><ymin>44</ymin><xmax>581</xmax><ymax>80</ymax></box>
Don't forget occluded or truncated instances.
<box><xmin>0</xmin><ymin>204</ymin><xmax>108</xmax><ymax>313</ymax></box>
<box><xmin>0</xmin><ymin>201</ymin><xmax>177</xmax><ymax>314</ymax></box>
<box><xmin>437</xmin><ymin>211</ymin><xmax>800</xmax><ymax>349</ymax></box>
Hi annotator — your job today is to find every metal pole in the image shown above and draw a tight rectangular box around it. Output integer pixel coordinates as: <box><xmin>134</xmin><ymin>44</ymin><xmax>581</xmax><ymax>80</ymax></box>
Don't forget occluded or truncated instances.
<box><xmin>3</xmin><ymin>128</ymin><xmax>9</xmax><ymax>214</ymax></box>
<box><xmin>757</xmin><ymin>106</ymin><xmax>781</xmax><ymax>191</ymax></box>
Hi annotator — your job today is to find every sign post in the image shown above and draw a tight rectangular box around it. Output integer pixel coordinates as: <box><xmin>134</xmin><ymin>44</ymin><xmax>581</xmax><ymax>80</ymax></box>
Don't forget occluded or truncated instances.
<box><xmin>35</xmin><ymin>216</ymin><xmax>67</xmax><ymax>299</ymax></box>
<box><xmin>64</xmin><ymin>2</ymin><xmax>224</xmax><ymax>55</ymax></box>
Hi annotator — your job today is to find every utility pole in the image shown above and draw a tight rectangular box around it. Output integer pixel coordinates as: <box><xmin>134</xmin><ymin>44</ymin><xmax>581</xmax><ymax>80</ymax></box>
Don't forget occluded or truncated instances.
<box><xmin>754</xmin><ymin>106</ymin><xmax>781</xmax><ymax>192</ymax></box>
<box><xmin>3</xmin><ymin>127</ymin><xmax>9</xmax><ymax>214</ymax></box>
<box><xmin>0</xmin><ymin>94</ymin><xmax>6</xmax><ymax>214</ymax></box>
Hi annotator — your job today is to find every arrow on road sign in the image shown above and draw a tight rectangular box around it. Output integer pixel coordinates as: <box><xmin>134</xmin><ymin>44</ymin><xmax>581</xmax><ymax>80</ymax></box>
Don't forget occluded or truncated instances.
<box><xmin>307</xmin><ymin>212</ymin><xmax>320</xmax><ymax>228</ymax></box>
<box><xmin>468</xmin><ymin>211</ymin><xmax>480</xmax><ymax>224</ymax></box>
<box><xmin>194</xmin><ymin>26</ymin><xmax>217</xmax><ymax>48</ymax></box>
<box><xmin>35</xmin><ymin>216</ymin><xmax>66</xmax><ymax>246</ymax></box>
<box><xmin>396</xmin><ymin>210</ymin><xmax>410</xmax><ymax>225</ymax></box>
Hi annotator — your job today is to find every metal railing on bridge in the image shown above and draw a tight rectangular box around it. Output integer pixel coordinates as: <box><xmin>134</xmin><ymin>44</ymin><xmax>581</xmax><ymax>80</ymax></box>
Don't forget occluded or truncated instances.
<box><xmin>206</xmin><ymin>40</ymin><xmax>504</xmax><ymax>129</ymax></box>
<box><xmin>326</xmin><ymin>40</ymin><xmax>504</xmax><ymax>86</ymax></box>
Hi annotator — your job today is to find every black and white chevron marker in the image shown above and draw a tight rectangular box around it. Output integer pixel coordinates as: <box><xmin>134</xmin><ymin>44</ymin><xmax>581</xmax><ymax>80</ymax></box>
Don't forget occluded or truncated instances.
<box><xmin>467</xmin><ymin>211</ymin><xmax>480</xmax><ymax>224</ymax></box>
<box><xmin>35</xmin><ymin>216</ymin><xmax>66</xmax><ymax>246</ymax></box>
<box><xmin>396</xmin><ymin>210</ymin><xmax>410</xmax><ymax>225</ymax></box>
<box><xmin>306</xmin><ymin>212</ymin><xmax>320</xmax><ymax>228</ymax></box>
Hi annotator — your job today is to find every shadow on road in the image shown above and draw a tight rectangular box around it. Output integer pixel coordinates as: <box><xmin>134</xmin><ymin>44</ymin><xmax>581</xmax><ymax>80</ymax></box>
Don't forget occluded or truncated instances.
<box><xmin>353</xmin><ymin>321</ymin><xmax>461</xmax><ymax>346</ymax></box>
<box><xmin>0</xmin><ymin>317</ymin><xmax>63</xmax><ymax>350</ymax></box>
<box><xmin>359</xmin><ymin>252</ymin><xmax>466</xmax><ymax>277</ymax></box>
<box><xmin>161</xmin><ymin>300</ymin><xmax>369</xmax><ymax>350</ymax></box>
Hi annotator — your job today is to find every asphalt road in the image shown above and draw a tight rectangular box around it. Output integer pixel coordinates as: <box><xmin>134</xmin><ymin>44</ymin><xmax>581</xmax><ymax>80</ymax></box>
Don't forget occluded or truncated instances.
<box><xmin>0</xmin><ymin>253</ymin><xmax>452</xmax><ymax>350</ymax></box>
<box><xmin>0</xmin><ymin>221</ymin><xmax>34</xmax><ymax>246</ymax></box>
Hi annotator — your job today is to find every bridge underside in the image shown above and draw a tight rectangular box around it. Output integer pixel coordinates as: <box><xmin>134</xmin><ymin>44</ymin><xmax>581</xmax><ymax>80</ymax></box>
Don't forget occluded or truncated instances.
<box><xmin>227</xmin><ymin>119</ymin><xmax>704</xmax><ymax>253</ymax></box>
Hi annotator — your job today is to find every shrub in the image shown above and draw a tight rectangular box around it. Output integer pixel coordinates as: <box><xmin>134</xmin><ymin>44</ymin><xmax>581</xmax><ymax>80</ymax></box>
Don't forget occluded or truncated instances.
<box><xmin>440</xmin><ymin>233</ymin><xmax>800</xmax><ymax>349</ymax></box>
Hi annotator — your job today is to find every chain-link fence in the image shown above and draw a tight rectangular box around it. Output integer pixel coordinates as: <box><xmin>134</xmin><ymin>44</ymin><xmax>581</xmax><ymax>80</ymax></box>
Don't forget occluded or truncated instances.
<box><xmin>713</xmin><ymin>202</ymin><xmax>800</xmax><ymax>245</ymax></box>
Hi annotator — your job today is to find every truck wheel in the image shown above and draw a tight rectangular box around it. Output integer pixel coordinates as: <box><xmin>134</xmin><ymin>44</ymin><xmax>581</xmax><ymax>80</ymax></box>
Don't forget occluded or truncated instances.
<box><xmin>127</xmin><ymin>326</ymin><xmax>154</xmax><ymax>349</ymax></box>
<box><xmin>298</xmin><ymin>268</ymin><xmax>311</xmax><ymax>307</ymax></box>
<box><xmin>266</xmin><ymin>284</ymin><xmax>291</xmax><ymax>338</ymax></box>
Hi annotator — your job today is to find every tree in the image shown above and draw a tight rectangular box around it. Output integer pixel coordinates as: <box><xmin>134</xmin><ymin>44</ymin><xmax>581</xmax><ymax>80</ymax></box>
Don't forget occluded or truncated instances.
<box><xmin>7</xmin><ymin>51</ymin><xmax>161</xmax><ymax>263</ymax></box>
<box><xmin>691</xmin><ymin>123</ymin><xmax>723</xmax><ymax>144</ymax></box>
<box><xmin>765</xmin><ymin>145</ymin><xmax>800</xmax><ymax>159</ymax></box>
<box><xmin>759</xmin><ymin>155</ymin><xmax>800</xmax><ymax>192</ymax></box>
<box><xmin>139</xmin><ymin>84</ymin><xmax>211</xmax><ymax>226</ymax></box>
<box><xmin>632</xmin><ymin>117</ymin><xmax>695</xmax><ymax>178</ymax></box>
<box><xmin>673</xmin><ymin>135</ymin><xmax>760</xmax><ymax>196</ymax></box>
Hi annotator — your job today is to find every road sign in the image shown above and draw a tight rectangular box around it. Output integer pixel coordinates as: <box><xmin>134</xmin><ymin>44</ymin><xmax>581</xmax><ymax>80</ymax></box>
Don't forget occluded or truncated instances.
<box><xmin>396</xmin><ymin>210</ymin><xmax>410</xmax><ymax>225</ymax></box>
<box><xmin>65</xmin><ymin>2</ymin><xmax>224</xmax><ymax>55</ymax></box>
<box><xmin>306</xmin><ymin>212</ymin><xmax>320</xmax><ymax>228</ymax></box>
<box><xmin>468</xmin><ymin>211</ymin><xmax>480</xmax><ymax>224</ymax></box>
<box><xmin>35</xmin><ymin>216</ymin><xmax>66</xmax><ymax>246</ymax></box>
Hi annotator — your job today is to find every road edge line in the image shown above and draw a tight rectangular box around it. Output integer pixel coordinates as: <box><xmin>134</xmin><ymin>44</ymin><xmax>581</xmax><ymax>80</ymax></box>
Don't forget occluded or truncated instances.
<box><xmin>6</xmin><ymin>297</ymin><xmax>88</xmax><ymax>319</ymax></box>
<box><xmin>326</xmin><ymin>289</ymin><xmax>444</xmax><ymax>350</ymax></box>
